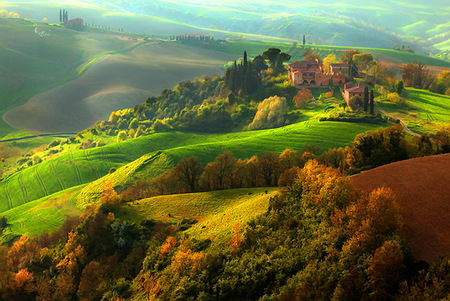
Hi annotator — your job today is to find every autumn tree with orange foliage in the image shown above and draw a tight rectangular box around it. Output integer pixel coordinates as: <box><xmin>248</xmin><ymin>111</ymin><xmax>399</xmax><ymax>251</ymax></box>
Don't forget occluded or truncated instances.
<box><xmin>293</xmin><ymin>87</ymin><xmax>314</xmax><ymax>108</ymax></box>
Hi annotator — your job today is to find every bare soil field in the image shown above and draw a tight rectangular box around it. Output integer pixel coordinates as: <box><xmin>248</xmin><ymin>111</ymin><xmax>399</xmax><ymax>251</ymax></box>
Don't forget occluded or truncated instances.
<box><xmin>352</xmin><ymin>154</ymin><xmax>450</xmax><ymax>263</ymax></box>
<box><xmin>3</xmin><ymin>42</ymin><xmax>237</xmax><ymax>133</ymax></box>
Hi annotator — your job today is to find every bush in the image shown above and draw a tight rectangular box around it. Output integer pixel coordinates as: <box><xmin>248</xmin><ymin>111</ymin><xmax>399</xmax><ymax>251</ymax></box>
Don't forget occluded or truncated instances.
<box><xmin>349</xmin><ymin>95</ymin><xmax>363</xmax><ymax>111</ymax></box>
<box><xmin>386</xmin><ymin>92</ymin><xmax>401</xmax><ymax>103</ymax></box>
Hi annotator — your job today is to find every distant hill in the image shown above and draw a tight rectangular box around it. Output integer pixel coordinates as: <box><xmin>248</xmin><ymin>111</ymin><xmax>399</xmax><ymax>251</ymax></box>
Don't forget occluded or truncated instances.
<box><xmin>5</xmin><ymin>0</ymin><xmax>450</xmax><ymax>56</ymax></box>
<box><xmin>352</xmin><ymin>154</ymin><xmax>450</xmax><ymax>263</ymax></box>
<box><xmin>83</xmin><ymin>0</ymin><xmax>449</xmax><ymax>54</ymax></box>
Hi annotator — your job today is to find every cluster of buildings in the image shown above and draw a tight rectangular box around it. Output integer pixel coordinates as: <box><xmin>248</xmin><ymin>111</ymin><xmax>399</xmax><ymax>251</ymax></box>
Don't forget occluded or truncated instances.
<box><xmin>288</xmin><ymin>60</ymin><xmax>347</xmax><ymax>87</ymax></box>
<box><xmin>288</xmin><ymin>59</ymin><xmax>365</xmax><ymax>105</ymax></box>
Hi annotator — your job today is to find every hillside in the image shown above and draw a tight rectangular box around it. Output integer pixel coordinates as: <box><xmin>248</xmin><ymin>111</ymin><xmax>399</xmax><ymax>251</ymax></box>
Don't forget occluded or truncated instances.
<box><xmin>0</xmin><ymin>18</ymin><xmax>138</xmax><ymax>138</ymax></box>
<box><xmin>352</xmin><ymin>154</ymin><xmax>450</xmax><ymax>263</ymax></box>
<box><xmin>83</xmin><ymin>0</ymin><xmax>450</xmax><ymax>53</ymax></box>
<box><xmin>0</xmin><ymin>120</ymin><xmax>386</xmax><ymax>214</ymax></box>
<box><xmin>3</xmin><ymin>41</ymin><xmax>237</xmax><ymax>133</ymax></box>
<box><xmin>112</xmin><ymin>187</ymin><xmax>279</xmax><ymax>249</ymax></box>
<box><xmin>377</xmin><ymin>88</ymin><xmax>450</xmax><ymax>134</ymax></box>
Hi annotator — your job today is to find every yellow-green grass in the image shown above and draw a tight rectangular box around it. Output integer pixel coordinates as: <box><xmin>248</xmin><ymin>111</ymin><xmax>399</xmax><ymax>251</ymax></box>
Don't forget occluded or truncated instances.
<box><xmin>0</xmin><ymin>185</ymin><xmax>85</xmax><ymax>243</ymax></box>
<box><xmin>112</xmin><ymin>187</ymin><xmax>279</xmax><ymax>249</ymax></box>
<box><xmin>378</xmin><ymin>88</ymin><xmax>450</xmax><ymax>134</ymax></box>
<box><xmin>0</xmin><ymin>119</ymin><xmax>387</xmax><ymax>214</ymax></box>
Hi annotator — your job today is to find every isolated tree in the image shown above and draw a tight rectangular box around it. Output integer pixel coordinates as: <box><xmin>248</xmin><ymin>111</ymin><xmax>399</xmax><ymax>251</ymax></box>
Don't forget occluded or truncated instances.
<box><xmin>248</xmin><ymin>96</ymin><xmax>289</xmax><ymax>130</ymax></box>
<box><xmin>396</xmin><ymin>80</ymin><xmax>404</xmax><ymax>94</ymax></box>
<box><xmin>263</xmin><ymin>48</ymin><xmax>281</xmax><ymax>70</ymax></box>
<box><xmin>303</xmin><ymin>34</ymin><xmax>306</xmax><ymax>46</ymax></box>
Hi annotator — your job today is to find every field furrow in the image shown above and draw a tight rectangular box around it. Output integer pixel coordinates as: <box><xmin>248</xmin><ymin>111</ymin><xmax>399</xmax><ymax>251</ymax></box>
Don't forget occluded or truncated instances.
<box><xmin>84</xmin><ymin>150</ymin><xmax>101</xmax><ymax>178</ymax></box>
<box><xmin>34</xmin><ymin>166</ymin><xmax>49</xmax><ymax>196</ymax></box>
<box><xmin>49</xmin><ymin>160</ymin><xmax>66</xmax><ymax>191</ymax></box>
<box><xmin>18</xmin><ymin>173</ymin><xmax>28</xmax><ymax>200</ymax></box>
<box><xmin>69</xmin><ymin>152</ymin><xmax>83</xmax><ymax>185</ymax></box>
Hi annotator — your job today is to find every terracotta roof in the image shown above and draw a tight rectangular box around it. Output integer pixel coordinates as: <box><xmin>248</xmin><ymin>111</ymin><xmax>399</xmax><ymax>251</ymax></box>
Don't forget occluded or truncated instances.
<box><xmin>346</xmin><ymin>85</ymin><xmax>366</xmax><ymax>93</ymax></box>
<box><xmin>331</xmin><ymin>63</ymin><xmax>349</xmax><ymax>67</ymax></box>
<box><xmin>289</xmin><ymin>61</ymin><xmax>319</xmax><ymax>68</ymax></box>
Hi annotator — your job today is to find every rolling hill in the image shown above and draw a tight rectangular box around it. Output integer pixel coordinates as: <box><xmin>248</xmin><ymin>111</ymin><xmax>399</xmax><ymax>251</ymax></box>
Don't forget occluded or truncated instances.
<box><xmin>112</xmin><ymin>187</ymin><xmax>279</xmax><ymax>249</ymax></box>
<box><xmin>3</xmin><ymin>41</ymin><xmax>237</xmax><ymax>133</ymax></box>
<box><xmin>352</xmin><ymin>154</ymin><xmax>450</xmax><ymax>263</ymax></box>
<box><xmin>0</xmin><ymin>120</ymin><xmax>387</xmax><ymax>241</ymax></box>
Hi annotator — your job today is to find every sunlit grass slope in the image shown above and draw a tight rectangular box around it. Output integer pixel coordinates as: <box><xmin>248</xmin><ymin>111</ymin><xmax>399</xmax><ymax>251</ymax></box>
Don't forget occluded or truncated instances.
<box><xmin>77</xmin><ymin>120</ymin><xmax>386</xmax><ymax>205</ymax></box>
<box><xmin>0</xmin><ymin>185</ymin><xmax>84</xmax><ymax>243</ymax></box>
<box><xmin>378</xmin><ymin>88</ymin><xmax>450</xmax><ymax>134</ymax></box>
<box><xmin>113</xmin><ymin>187</ymin><xmax>279</xmax><ymax>249</ymax></box>
<box><xmin>0</xmin><ymin>120</ymin><xmax>387</xmax><ymax>213</ymax></box>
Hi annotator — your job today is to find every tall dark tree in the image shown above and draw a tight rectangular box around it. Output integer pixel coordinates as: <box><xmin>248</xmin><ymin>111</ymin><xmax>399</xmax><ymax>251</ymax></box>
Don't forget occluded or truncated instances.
<box><xmin>59</xmin><ymin>9</ymin><xmax>62</xmax><ymax>23</ymax></box>
<box><xmin>363</xmin><ymin>86</ymin><xmax>369</xmax><ymax>112</ymax></box>
<box><xmin>348</xmin><ymin>57</ymin><xmax>359</xmax><ymax>78</ymax></box>
<box><xmin>243</xmin><ymin>51</ymin><xmax>248</xmax><ymax>68</ymax></box>
<box><xmin>369</xmin><ymin>90</ymin><xmax>375</xmax><ymax>115</ymax></box>
<box><xmin>303</xmin><ymin>34</ymin><xmax>306</xmax><ymax>46</ymax></box>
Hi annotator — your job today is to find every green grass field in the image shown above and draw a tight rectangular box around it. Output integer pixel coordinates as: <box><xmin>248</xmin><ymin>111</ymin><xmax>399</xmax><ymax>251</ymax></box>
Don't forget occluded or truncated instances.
<box><xmin>0</xmin><ymin>185</ymin><xmax>84</xmax><ymax>243</ymax></box>
<box><xmin>112</xmin><ymin>187</ymin><xmax>279</xmax><ymax>249</ymax></box>
<box><xmin>378</xmin><ymin>88</ymin><xmax>450</xmax><ymax>134</ymax></box>
<box><xmin>0</xmin><ymin>119</ymin><xmax>387</xmax><ymax>215</ymax></box>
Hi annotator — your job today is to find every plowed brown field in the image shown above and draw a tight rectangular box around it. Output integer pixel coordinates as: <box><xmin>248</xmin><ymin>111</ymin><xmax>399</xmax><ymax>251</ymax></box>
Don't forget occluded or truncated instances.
<box><xmin>352</xmin><ymin>154</ymin><xmax>450</xmax><ymax>263</ymax></box>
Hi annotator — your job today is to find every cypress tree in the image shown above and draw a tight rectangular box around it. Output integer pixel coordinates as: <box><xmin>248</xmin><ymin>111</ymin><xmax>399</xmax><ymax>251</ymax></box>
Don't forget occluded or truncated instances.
<box><xmin>363</xmin><ymin>86</ymin><xmax>369</xmax><ymax>112</ymax></box>
<box><xmin>303</xmin><ymin>35</ymin><xmax>306</xmax><ymax>46</ymax></box>
<box><xmin>369</xmin><ymin>90</ymin><xmax>375</xmax><ymax>115</ymax></box>
<box><xmin>59</xmin><ymin>9</ymin><xmax>62</xmax><ymax>23</ymax></box>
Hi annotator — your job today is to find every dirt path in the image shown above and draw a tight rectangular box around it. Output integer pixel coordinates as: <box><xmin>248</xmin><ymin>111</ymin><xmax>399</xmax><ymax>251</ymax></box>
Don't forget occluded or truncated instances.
<box><xmin>0</xmin><ymin>133</ymin><xmax>75</xmax><ymax>143</ymax></box>
<box><xmin>376</xmin><ymin>103</ymin><xmax>420</xmax><ymax>136</ymax></box>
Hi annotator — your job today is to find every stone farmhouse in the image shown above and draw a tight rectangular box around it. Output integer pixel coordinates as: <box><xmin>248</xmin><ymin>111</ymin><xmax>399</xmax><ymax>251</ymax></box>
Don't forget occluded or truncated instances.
<box><xmin>288</xmin><ymin>60</ymin><xmax>347</xmax><ymax>88</ymax></box>
<box><xmin>64</xmin><ymin>18</ymin><xmax>84</xmax><ymax>28</ymax></box>
<box><xmin>343</xmin><ymin>82</ymin><xmax>366</xmax><ymax>105</ymax></box>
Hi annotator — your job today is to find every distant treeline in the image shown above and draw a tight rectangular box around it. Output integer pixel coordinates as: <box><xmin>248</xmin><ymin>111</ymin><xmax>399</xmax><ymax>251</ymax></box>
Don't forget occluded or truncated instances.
<box><xmin>171</xmin><ymin>34</ymin><xmax>214</xmax><ymax>42</ymax></box>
